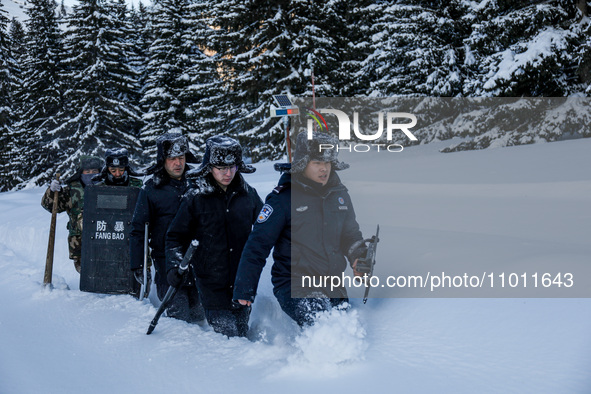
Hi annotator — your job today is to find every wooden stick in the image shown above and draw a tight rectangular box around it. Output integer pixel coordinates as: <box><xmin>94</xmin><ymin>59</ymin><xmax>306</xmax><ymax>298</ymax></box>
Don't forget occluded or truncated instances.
<box><xmin>43</xmin><ymin>174</ymin><xmax>60</xmax><ymax>286</ymax></box>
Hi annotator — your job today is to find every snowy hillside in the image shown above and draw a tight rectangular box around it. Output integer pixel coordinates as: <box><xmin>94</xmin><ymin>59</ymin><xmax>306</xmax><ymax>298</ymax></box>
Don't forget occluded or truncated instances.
<box><xmin>1</xmin><ymin>139</ymin><xmax>590</xmax><ymax>393</ymax></box>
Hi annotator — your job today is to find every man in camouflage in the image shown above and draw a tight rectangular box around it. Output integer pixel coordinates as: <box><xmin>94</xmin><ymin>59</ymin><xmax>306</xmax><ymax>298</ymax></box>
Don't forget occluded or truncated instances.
<box><xmin>41</xmin><ymin>155</ymin><xmax>103</xmax><ymax>273</ymax></box>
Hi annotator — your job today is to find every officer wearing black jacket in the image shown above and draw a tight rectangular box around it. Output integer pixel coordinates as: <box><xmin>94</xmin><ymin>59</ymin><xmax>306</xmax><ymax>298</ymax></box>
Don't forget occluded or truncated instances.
<box><xmin>129</xmin><ymin>133</ymin><xmax>204</xmax><ymax>323</ymax></box>
<box><xmin>233</xmin><ymin>132</ymin><xmax>367</xmax><ymax>327</ymax></box>
<box><xmin>166</xmin><ymin>136</ymin><xmax>263</xmax><ymax>337</ymax></box>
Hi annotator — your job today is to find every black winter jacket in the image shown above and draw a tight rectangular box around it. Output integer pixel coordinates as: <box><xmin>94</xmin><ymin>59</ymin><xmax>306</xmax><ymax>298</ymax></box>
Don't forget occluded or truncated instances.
<box><xmin>166</xmin><ymin>173</ymin><xmax>262</xmax><ymax>309</ymax></box>
<box><xmin>233</xmin><ymin>171</ymin><xmax>363</xmax><ymax>301</ymax></box>
<box><xmin>129</xmin><ymin>176</ymin><xmax>193</xmax><ymax>270</ymax></box>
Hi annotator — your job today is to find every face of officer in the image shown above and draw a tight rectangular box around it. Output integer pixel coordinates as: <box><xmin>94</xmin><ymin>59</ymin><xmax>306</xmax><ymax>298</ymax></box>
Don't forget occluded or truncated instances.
<box><xmin>303</xmin><ymin>160</ymin><xmax>331</xmax><ymax>186</ymax></box>
<box><xmin>80</xmin><ymin>168</ymin><xmax>99</xmax><ymax>186</ymax></box>
<box><xmin>108</xmin><ymin>166</ymin><xmax>126</xmax><ymax>178</ymax></box>
<box><xmin>164</xmin><ymin>154</ymin><xmax>186</xmax><ymax>180</ymax></box>
<box><xmin>211</xmin><ymin>165</ymin><xmax>237</xmax><ymax>191</ymax></box>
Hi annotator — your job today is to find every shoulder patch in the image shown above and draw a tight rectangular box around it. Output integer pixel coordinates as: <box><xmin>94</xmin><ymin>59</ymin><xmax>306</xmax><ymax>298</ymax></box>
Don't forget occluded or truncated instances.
<box><xmin>257</xmin><ymin>204</ymin><xmax>274</xmax><ymax>223</ymax></box>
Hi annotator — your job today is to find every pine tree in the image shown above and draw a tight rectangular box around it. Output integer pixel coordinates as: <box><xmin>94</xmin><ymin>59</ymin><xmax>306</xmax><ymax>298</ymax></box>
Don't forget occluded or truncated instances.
<box><xmin>361</xmin><ymin>0</ymin><xmax>467</xmax><ymax>97</ymax></box>
<box><xmin>128</xmin><ymin>1</ymin><xmax>151</xmax><ymax>128</ymax></box>
<box><xmin>184</xmin><ymin>0</ymin><xmax>227</xmax><ymax>152</ymax></box>
<box><xmin>58</xmin><ymin>0</ymin><xmax>68</xmax><ymax>19</ymax></box>
<box><xmin>140</xmin><ymin>0</ymin><xmax>216</xmax><ymax>158</ymax></box>
<box><xmin>0</xmin><ymin>1</ymin><xmax>21</xmax><ymax>191</ymax></box>
<box><xmin>14</xmin><ymin>0</ymin><xmax>66</xmax><ymax>188</ymax></box>
<box><xmin>110</xmin><ymin>0</ymin><xmax>144</xmax><ymax>143</ymax></box>
<box><xmin>57</xmin><ymin>0</ymin><xmax>141</xmax><ymax>177</ymax></box>
<box><xmin>338</xmin><ymin>0</ymin><xmax>374</xmax><ymax>96</ymax></box>
<box><xmin>464</xmin><ymin>1</ymin><xmax>583</xmax><ymax>96</ymax></box>
<box><xmin>211</xmin><ymin>0</ymin><xmax>282</xmax><ymax>160</ymax></box>
<box><xmin>212</xmin><ymin>0</ymin><xmax>355</xmax><ymax>161</ymax></box>
<box><xmin>8</xmin><ymin>18</ymin><xmax>25</xmax><ymax>56</ymax></box>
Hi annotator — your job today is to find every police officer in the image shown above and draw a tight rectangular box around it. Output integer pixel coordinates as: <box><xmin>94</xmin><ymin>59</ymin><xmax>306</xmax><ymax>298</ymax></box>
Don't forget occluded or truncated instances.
<box><xmin>93</xmin><ymin>148</ymin><xmax>143</xmax><ymax>188</ymax></box>
<box><xmin>233</xmin><ymin>132</ymin><xmax>367</xmax><ymax>327</ymax></box>
<box><xmin>129</xmin><ymin>133</ymin><xmax>204</xmax><ymax>323</ymax></box>
<box><xmin>41</xmin><ymin>155</ymin><xmax>103</xmax><ymax>273</ymax></box>
<box><xmin>166</xmin><ymin>136</ymin><xmax>262</xmax><ymax>337</ymax></box>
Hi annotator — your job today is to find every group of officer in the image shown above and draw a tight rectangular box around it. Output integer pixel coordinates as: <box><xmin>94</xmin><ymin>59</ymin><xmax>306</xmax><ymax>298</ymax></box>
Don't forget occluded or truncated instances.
<box><xmin>42</xmin><ymin>132</ymin><xmax>369</xmax><ymax>337</ymax></box>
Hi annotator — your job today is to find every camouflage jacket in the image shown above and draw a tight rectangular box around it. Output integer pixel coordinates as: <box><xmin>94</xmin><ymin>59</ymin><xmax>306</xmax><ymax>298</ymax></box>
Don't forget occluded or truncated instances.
<box><xmin>41</xmin><ymin>180</ymin><xmax>85</xmax><ymax>237</ymax></box>
<box><xmin>42</xmin><ymin>178</ymin><xmax>143</xmax><ymax>236</ymax></box>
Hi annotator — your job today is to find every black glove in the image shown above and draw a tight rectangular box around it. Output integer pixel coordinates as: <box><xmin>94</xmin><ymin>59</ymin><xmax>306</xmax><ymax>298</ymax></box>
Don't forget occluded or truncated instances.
<box><xmin>133</xmin><ymin>268</ymin><xmax>144</xmax><ymax>285</ymax></box>
<box><xmin>349</xmin><ymin>240</ymin><xmax>368</xmax><ymax>262</ymax></box>
<box><xmin>167</xmin><ymin>267</ymin><xmax>185</xmax><ymax>288</ymax></box>
<box><xmin>355</xmin><ymin>259</ymin><xmax>372</xmax><ymax>274</ymax></box>
<box><xmin>349</xmin><ymin>241</ymin><xmax>370</xmax><ymax>274</ymax></box>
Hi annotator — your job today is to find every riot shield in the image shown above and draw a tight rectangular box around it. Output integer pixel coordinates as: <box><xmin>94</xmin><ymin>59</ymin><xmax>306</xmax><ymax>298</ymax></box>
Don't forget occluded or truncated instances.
<box><xmin>80</xmin><ymin>185</ymin><xmax>140</xmax><ymax>294</ymax></box>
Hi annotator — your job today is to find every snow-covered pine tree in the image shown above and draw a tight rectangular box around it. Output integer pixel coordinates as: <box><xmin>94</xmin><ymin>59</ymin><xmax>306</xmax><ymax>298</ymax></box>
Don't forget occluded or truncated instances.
<box><xmin>110</xmin><ymin>0</ymin><xmax>143</xmax><ymax>143</ymax></box>
<box><xmin>182</xmin><ymin>0</ymin><xmax>226</xmax><ymax>153</ymax></box>
<box><xmin>13</xmin><ymin>0</ymin><xmax>66</xmax><ymax>189</ymax></box>
<box><xmin>322</xmin><ymin>0</ymin><xmax>374</xmax><ymax>97</ymax></box>
<box><xmin>4</xmin><ymin>18</ymin><xmax>25</xmax><ymax>189</ymax></box>
<box><xmin>56</xmin><ymin>0</ymin><xmax>141</xmax><ymax>180</ymax></box>
<box><xmin>354</xmin><ymin>1</ymin><xmax>411</xmax><ymax>96</ymax></box>
<box><xmin>361</xmin><ymin>0</ymin><xmax>467</xmax><ymax>97</ymax></box>
<box><xmin>140</xmin><ymin>0</ymin><xmax>212</xmax><ymax>158</ymax></box>
<box><xmin>58</xmin><ymin>0</ymin><xmax>67</xmax><ymax>19</ymax></box>
<box><xmin>338</xmin><ymin>0</ymin><xmax>375</xmax><ymax>97</ymax></box>
<box><xmin>8</xmin><ymin>18</ymin><xmax>25</xmax><ymax>58</ymax></box>
<box><xmin>212</xmin><ymin>0</ymin><xmax>352</xmax><ymax>161</ymax></box>
<box><xmin>464</xmin><ymin>0</ymin><xmax>584</xmax><ymax>96</ymax></box>
<box><xmin>209</xmin><ymin>0</ymin><xmax>274</xmax><ymax>160</ymax></box>
<box><xmin>0</xmin><ymin>1</ymin><xmax>22</xmax><ymax>191</ymax></box>
<box><xmin>128</xmin><ymin>1</ymin><xmax>151</xmax><ymax>135</ymax></box>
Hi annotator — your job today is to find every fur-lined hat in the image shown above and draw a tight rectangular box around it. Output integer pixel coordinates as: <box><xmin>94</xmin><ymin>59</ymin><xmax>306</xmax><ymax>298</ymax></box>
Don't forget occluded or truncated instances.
<box><xmin>65</xmin><ymin>155</ymin><xmax>103</xmax><ymax>184</ymax></box>
<box><xmin>144</xmin><ymin>133</ymin><xmax>198</xmax><ymax>185</ymax></box>
<box><xmin>93</xmin><ymin>148</ymin><xmax>143</xmax><ymax>185</ymax></box>
<box><xmin>189</xmin><ymin>135</ymin><xmax>255</xmax><ymax>178</ymax></box>
<box><xmin>155</xmin><ymin>133</ymin><xmax>197</xmax><ymax>163</ymax></box>
<box><xmin>289</xmin><ymin>132</ymin><xmax>349</xmax><ymax>174</ymax></box>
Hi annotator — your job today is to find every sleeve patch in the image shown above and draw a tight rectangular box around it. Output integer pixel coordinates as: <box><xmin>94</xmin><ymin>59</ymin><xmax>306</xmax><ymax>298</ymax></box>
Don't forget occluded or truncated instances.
<box><xmin>257</xmin><ymin>204</ymin><xmax>274</xmax><ymax>223</ymax></box>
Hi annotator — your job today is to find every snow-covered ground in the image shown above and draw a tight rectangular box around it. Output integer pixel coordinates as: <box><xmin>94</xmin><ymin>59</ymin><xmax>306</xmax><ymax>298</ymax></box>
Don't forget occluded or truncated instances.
<box><xmin>1</xmin><ymin>138</ymin><xmax>590</xmax><ymax>393</ymax></box>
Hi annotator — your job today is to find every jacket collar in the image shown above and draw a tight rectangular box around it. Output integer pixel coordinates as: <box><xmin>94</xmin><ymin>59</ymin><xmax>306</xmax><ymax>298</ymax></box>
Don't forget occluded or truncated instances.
<box><xmin>293</xmin><ymin>171</ymin><xmax>346</xmax><ymax>196</ymax></box>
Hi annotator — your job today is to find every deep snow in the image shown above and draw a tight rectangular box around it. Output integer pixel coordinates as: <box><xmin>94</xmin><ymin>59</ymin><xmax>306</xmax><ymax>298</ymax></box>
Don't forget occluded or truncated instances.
<box><xmin>1</xmin><ymin>139</ymin><xmax>590</xmax><ymax>393</ymax></box>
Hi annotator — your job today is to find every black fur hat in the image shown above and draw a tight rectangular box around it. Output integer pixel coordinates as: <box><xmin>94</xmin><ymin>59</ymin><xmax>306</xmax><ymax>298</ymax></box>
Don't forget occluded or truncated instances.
<box><xmin>289</xmin><ymin>132</ymin><xmax>349</xmax><ymax>174</ymax></box>
<box><xmin>155</xmin><ymin>133</ymin><xmax>198</xmax><ymax>163</ymax></box>
<box><xmin>94</xmin><ymin>147</ymin><xmax>143</xmax><ymax>184</ymax></box>
<box><xmin>189</xmin><ymin>135</ymin><xmax>255</xmax><ymax>178</ymax></box>
<box><xmin>105</xmin><ymin>148</ymin><xmax>130</xmax><ymax>168</ymax></box>
<box><xmin>65</xmin><ymin>155</ymin><xmax>103</xmax><ymax>184</ymax></box>
<box><xmin>145</xmin><ymin>133</ymin><xmax>198</xmax><ymax>185</ymax></box>
<box><xmin>80</xmin><ymin>155</ymin><xmax>103</xmax><ymax>171</ymax></box>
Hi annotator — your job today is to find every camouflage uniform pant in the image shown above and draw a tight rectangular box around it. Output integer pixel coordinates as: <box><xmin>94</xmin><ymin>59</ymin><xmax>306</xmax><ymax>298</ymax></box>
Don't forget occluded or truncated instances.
<box><xmin>68</xmin><ymin>234</ymin><xmax>82</xmax><ymax>261</ymax></box>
